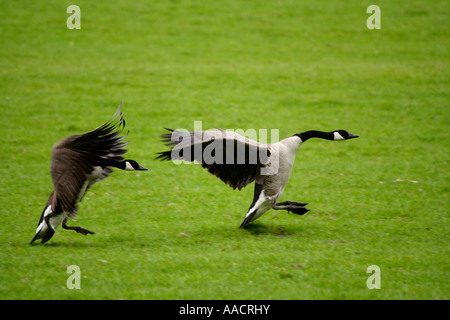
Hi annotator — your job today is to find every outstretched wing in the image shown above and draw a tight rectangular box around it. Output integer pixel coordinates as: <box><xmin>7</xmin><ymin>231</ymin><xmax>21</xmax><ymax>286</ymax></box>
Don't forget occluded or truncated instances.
<box><xmin>51</xmin><ymin>105</ymin><xmax>128</xmax><ymax>217</ymax></box>
<box><xmin>156</xmin><ymin>128</ymin><xmax>271</xmax><ymax>190</ymax></box>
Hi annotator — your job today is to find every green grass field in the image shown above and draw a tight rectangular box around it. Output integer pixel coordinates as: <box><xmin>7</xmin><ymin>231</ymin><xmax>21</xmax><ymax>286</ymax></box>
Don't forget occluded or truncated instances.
<box><xmin>0</xmin><ymin>1</ymin><xmax>448</xmax><ymax>300</ymax></box>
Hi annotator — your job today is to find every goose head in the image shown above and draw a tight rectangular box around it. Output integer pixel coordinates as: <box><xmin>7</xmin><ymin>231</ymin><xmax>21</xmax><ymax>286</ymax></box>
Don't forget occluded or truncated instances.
<box><xmin>333</xmin><ymin>130</ymin><xmax>359</xmax><ymax>141</ymax></box>
<box><xmin>124</xmin><ymin>160</ymin><xmax>148</xmax><ymax>171</ymax></box>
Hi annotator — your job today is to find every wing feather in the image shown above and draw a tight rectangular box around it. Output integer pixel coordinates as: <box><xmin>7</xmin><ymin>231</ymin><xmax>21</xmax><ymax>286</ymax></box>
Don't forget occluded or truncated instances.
<box><xmin>156</xmin><ymin>128</ymin><xmax>271</xmax><ymax>190</ymax></box>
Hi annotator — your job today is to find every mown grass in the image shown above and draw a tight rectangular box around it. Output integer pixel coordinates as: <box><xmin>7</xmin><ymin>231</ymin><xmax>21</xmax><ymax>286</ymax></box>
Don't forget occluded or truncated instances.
<box><xmin>0</xmin><ymin>1</ymin><xmax>448</xmax><ymax>299</ymax></box>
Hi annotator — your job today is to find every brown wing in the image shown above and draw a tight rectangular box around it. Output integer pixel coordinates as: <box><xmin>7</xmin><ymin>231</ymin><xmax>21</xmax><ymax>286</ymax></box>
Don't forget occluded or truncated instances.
<box><xmin>156</xmin><ymin>129</ymin><xmax>271</xmax><ymax>190</ymax></box>
<box><xmin>51</xmin><ymin>106</ymin><xmax>128</xmax><ymax>217</ymax></box>
<box><xmin>50</xmin><ymin>147</ymin><xmax>94</xmax><ymax>218</ymax></box>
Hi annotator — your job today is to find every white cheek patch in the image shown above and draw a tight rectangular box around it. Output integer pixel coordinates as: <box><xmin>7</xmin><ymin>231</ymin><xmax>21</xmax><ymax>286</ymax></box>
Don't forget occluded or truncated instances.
<box><xmin>333</xmin><ymin>132</ymin><xmax>345</xmax><ymax>140</ymax></box>
<box><xmin>40</xmin><ymin>205</ymin><xmax>65</xmax><ymax>230</ymax></box>
<box><xmin>125</xmin><ymin>162</ymin><xmax>134</xmax><ymax>170</ymax></box>
<box><xmin>246</xmin><ymin>190</ymin><xmax>268</xmax><ymax>218</ymax></box>
<box><xmin>35</xmin><ymin>205</ymin><xmax>53</xmax><ymax>235</ymax></box>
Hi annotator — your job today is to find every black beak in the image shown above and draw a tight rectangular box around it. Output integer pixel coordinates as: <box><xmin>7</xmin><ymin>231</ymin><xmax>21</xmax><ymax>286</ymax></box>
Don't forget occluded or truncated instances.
<box><xmin>347</xmin><ymin>133</ymin><xmax>359</xmax><ymax>139</ymax></box>
<box><xmin>137</xmin><ymin>164</ymin><xmax>148</xmax><ymax>170</ymax></box>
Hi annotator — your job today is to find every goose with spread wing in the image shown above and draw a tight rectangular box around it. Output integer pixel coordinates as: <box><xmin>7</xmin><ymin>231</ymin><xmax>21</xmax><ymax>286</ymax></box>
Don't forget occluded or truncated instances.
<box><xmin>31</xmin><ymin>105</ymin><xmax>147</xmax><ymax>244</ymax></box>
<box><xmin>156</xmin><ymin>128</ymin><xmax>358</xmax><ymax>228</ymax></box>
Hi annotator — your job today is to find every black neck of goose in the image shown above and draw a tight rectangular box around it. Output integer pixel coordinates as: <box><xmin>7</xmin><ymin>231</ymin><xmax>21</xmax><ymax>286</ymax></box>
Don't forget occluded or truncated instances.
<box><xmin>295</xmin><ymin>130</ymin><xmax>334</xmax><ymax>142</ymax></box>
<box><xmin>102</xmin><ymin>158</ymin><xmax>126</xmax><ymax>169</ymax></box>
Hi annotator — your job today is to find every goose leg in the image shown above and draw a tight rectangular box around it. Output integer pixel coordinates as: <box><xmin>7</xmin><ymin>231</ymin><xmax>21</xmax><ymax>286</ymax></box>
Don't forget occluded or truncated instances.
<box><xmin>62</xmin><ymin>218</ymin><xmax>95</xmax><ymax>236</ymax></box>
<box><xmin>276</xmin><ymin>201</ymin><xmax>308</xmax><ymax>207</ymax></box>
<box><xmin>273</xmin><ymin>201</ymin><xmax>309</xmax><ymax>216</ymax></box>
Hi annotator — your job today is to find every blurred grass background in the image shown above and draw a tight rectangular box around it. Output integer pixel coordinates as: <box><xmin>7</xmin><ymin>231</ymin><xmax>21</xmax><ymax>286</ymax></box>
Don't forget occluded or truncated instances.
<box><xmin>0</xmin><ymin>0</ymin><xmax>448</xmax><ymax>299</ymax></box>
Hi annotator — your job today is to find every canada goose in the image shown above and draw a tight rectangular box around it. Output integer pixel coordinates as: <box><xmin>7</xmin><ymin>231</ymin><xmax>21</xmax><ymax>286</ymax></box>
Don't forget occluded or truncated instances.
<box><xmin>156</xmin><ymin>128</ymin><xmax>358</xmax><ymax>228</ymax></box>
<box><xmin>30</xmin><ymin>105</ymin><xmax>147</xmax><ymax>244</ymax></box>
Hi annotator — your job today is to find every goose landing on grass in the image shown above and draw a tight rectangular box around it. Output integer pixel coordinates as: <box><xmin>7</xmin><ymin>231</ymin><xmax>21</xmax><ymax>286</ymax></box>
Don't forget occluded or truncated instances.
<box><xmin>30</xmin><ymin>105</ymin><xmax>147</xmax><ymax>244</ymax></box>
<box><xmin>156</xmin><ymin>128</ymin><xmax>358</xmax><ymax>228</ymax></box>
